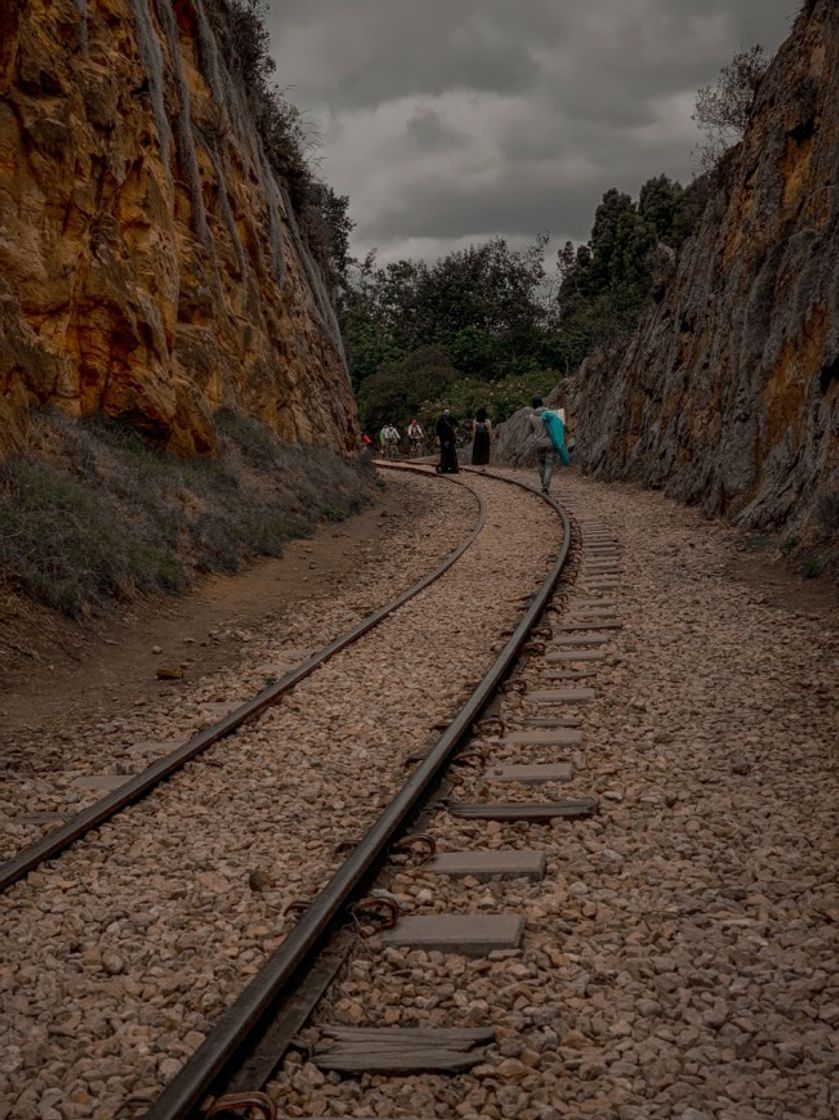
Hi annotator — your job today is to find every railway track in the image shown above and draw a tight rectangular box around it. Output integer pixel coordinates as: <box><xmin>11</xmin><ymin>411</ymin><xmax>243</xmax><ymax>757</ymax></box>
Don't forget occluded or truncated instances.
<box><xmin>7</xmin><ymin>464</ymin><xmax>831</xmax><ymax>1119</ymax></box>
<box><xmin>0</xmin><ymin>464</ymin><xmax>575</xmax><ymax>1119</ymax></box>
<box><xmin>138</xmin><ymin>467</ymin><xmax>594</xmax><ymax>1119</ymax></box>
<box><xmin>0</xmin><ymin>467</ymin><xmax>486</xmax><ymax>892</ymax></box>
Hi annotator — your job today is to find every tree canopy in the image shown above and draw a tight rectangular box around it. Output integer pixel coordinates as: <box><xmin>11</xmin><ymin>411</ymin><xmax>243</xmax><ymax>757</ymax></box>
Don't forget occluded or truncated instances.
<box><xmin>342</xmin><ymin>173</ymin><xmax>710</xmax><ymax>433</ymax></box>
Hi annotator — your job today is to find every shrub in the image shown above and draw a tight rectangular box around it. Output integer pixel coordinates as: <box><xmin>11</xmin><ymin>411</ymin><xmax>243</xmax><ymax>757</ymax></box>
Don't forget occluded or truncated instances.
<box><xmin>0</xmin><ymin>409</ymin><xmax>375</xmax><ymax>616</ymax></box>
<box><xmin>0</xmin><ymin>459</ymin><xmax>186</xmax><ymax>615</ymax></box>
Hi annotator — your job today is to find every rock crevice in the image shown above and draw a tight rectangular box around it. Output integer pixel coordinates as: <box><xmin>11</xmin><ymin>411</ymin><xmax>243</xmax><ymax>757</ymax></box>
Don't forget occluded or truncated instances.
<box><xmin>0</xmin><ymin>0</ymin><xmax>357</xmax><ymax>456</ymax></box>
<box><xmin>568</xmin><ymin>0</ymin><xmax>839</xmax><ymax>536</ymax></box>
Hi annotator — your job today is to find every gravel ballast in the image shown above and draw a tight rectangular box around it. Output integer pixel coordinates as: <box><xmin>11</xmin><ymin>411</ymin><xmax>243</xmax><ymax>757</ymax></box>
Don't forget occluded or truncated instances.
<box><xmin>266</xmin><ymin>468</ymin><xmax>838</xmax><ymax>1120</ymax></box>
<box><xmin>0</xmin><ymin>468</ymin><xmax>562</xmax><ymax>1119</ymax></box>
<box><xmin>0</xmin><ymin>471</ymin><xmax>476</xmax><ymax>859</ymax></box>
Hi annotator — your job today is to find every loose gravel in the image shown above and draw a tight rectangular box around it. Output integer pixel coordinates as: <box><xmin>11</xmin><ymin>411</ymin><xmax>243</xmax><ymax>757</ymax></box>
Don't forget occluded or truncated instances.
<box><xmin>267</xmin><ymin>468</ymin><xmax>838</xmax><ymax>1120</ymax></box>
<box><xmin>0</xmin><ymin>471</ymin><xmax>476</xmax><ymax>859</ymax></box>
<box><xmin>0</xmin><ymin>469</ymin><xmax>561</xmax><ymax>1120</ymax></box>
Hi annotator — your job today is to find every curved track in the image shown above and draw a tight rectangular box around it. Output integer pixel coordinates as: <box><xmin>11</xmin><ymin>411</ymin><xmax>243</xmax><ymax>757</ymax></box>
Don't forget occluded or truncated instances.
<box><xmin>142</xmin><ymin>466</ymin><xmax>574</xmax><ymax>1120</ymax></box>
<box><xmin>0</xmin><ymin>469</ymin><xmax>485</xmax><ymax>892</ymax></box>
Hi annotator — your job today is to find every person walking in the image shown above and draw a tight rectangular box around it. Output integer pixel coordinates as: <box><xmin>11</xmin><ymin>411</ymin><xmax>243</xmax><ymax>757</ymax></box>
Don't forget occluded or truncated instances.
<box><xmin>528</xmin><ymin>396</ymin><xmax>568</xmax><ymax>495</ymax></box>
<box><xmin>471</xmin><ymin>407</ymin><xmax>492</xmax><ymax>468</ymax></box>
<box><xmin>435</xmin><ymin>409</ymin><xmax>459</xmax><ymax>473</ymax></box>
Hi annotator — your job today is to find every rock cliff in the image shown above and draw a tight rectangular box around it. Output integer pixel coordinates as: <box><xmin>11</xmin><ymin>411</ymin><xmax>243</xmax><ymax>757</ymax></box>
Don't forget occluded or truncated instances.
<box><xmin>0</xmin><ymin>0</ymin><xmax>357</xmax><ymax>457</ymax></box>
<box><xmin>568</xmin><ymin>0</ymin><xmax>839</xmax><ymax>538</ymax></box>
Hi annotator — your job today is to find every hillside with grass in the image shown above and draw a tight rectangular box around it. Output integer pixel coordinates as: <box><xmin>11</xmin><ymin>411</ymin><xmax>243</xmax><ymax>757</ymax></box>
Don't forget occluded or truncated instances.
<box><xmin>0</xmin><ymin>0</ymin><xmax>375</xmax><ymax>623</ymax></box>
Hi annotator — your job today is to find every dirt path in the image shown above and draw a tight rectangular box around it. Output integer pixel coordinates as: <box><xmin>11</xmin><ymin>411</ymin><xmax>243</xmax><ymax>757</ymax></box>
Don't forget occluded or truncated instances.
<box><xmin>0</xmin><ymin>474</ymin><xmax>456</xmax><ymax>741</ymax></box>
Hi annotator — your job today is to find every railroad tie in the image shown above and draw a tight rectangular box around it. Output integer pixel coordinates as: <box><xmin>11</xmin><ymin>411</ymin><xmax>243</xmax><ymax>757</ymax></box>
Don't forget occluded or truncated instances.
<box><xmin>426</xmin><ymin>849</ymin><xmax>546</xmax><ymax>880</ymax></box>
<box><xmin>313</xmin><ymin>1026</ymin><xmax>495</xmax><ymax>1074</ymax></box>
<box><xmin>70</xmin><ymin>774</ymin><xmax>133</xmax><ymax>791</ymax></box>
<box><xmin>488</xmin><ymin>762</ymin><xmax>575</xmax><ymax>784</ymax></box>
<box><xmin>527</xmin><ymin>687</ymin><xmax>598</xmax><ymax>703</ymax></box>
<box><xmin>551</xmin><ymin>634</ymin><xmax>610</xmax><ymax>647</ymax></box>
<box><xmin>503</xmin><ymin>727</ymin><xmax>582</xmax><ymax>746</ymax></box>
<box><xmin>521</xmin><ymin>714</ymin><xmax>584</xmax><ymax>727</ymax></box>
<box><xmin>449</xmin><ymin>799</ymin><xmax>597</xmax><ymax>821</ymax></box>
<box><xmin>544</xmin><ymin>650</ymin><xmax>606</xmax><ymax>663</ymax></box>
<box><xmin>556</xmin><ymin>621</ymin><xmax>622</xmax><ymax>632</ymax></box>
<box><xmin>543</xmin><ymin>668</ymin><xmax>598</xmax><ymax>681</ymax></box>
<box><xmin>380</xmin><ymin>913</ymin><xmax>524</xmax><ymax>954</ymax></box>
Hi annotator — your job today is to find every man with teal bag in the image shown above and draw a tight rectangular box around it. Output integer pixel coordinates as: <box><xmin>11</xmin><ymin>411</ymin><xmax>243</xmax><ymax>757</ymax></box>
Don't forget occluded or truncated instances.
<box><xmin>528</xmin><ymin>396</ymin><xmax>570</xmax><ymax>495</ymax></box>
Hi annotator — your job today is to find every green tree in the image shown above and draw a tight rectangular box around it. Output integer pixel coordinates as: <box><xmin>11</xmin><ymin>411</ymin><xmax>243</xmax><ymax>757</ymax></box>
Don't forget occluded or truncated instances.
<box><xmin>357</xmin><ymin>346</ymin><xmax>457</xmax><ymax>433</ymax></box>
<box><xmin>341</xmin><ymin>235</ymin><xmax>550</xmax><ymax>389</ymax></box>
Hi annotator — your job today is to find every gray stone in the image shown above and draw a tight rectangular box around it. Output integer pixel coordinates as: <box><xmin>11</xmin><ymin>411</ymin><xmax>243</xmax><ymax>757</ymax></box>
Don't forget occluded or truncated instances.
<box><xmin>427</xmin><ymin>850</ymin><xmax>546</xmax><ymax>880</ymax></box>
<box><xmin>70</xmin><ymin>774</ymin><xmax>131</xmax><ymax>791</ymax></box>
<box><xmin>504</xmin><ymin>728</ymin><xmax>582</xmax><ymax>746</ymax></box>
<box><xmin>490</xmin><ymin>762</ymin><xmax>575</xmax><ymax>784</ymax></box>
<box><xmin>381</xmin><ymin>914</ymin><xmax>524</xmax><ymax>954</ymax></box>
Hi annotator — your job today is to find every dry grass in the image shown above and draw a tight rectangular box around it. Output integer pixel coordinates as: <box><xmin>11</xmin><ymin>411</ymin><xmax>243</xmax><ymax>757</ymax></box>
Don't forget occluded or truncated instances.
<box><xmin>0</xmin><ymin>409</ymin><xmax>376</xmax><ymax>616</ymax></box>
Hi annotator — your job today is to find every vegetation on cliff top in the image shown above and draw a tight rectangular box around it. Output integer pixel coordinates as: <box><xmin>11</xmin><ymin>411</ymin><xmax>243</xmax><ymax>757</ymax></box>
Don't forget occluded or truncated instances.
<box><xmin>207</xmin><ymin>0</ymin><xmax>353</xmax><ymax>291</ymax></box>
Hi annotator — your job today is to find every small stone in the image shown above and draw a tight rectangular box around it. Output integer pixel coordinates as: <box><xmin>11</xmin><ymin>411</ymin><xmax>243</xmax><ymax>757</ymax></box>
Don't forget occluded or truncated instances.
<box><xmin>248</xmin><ymin>868</ymin><xmax>274</xmax><ymax>892</ymax></box>
<box><xmin>496</xmin><ymin>1058</ymin><xmax>527</xmax><ymax>1080</ymax></box>
<box><xmin>156</xmin><ymin>665</ymin><xmax>185</xmax><ymax>681</ymax></box>
<box><xmin>102</xmin><ymin>952</ymin><xmax>125</xmax><ymax>976</ymax></box>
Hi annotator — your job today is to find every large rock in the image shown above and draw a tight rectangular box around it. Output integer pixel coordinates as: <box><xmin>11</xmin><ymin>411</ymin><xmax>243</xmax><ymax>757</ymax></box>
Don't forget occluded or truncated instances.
<box><xmin>0</xmin><ymin>0</ymin><xmax>357</xmax><ymax>456</ymax></box>
<box><xmin>567</xmin><ymin>0</ymin><xmax>839</xmax><ymax>538</ymax></box>
<box><xmin>492</xmin><ymin>382</ymin><xmax>575</xmax><ymax>468</ymax></box>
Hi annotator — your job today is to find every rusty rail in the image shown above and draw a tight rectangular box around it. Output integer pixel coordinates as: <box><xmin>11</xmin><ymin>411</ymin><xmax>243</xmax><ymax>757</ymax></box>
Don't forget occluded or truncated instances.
<box><xmin>0</xmin><ymin>468</ymin><xmax>484</xmax><ymax>893</ymax></box>
<box><xmin>143</xmin><ymin>467</ymin><xmax>572</xmax><ymax>1119</ymax></box>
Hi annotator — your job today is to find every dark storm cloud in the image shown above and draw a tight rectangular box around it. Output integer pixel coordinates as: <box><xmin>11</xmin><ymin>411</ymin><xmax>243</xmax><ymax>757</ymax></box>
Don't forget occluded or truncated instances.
<box><xmin>266</xmin><ymin>0</ymin><xmax>799</xmax><ymax>261</ymax></box>
<box><xmin>405</xmin><ymin>109</ymin><xmax>465</xmax><ymax>152</ymax></box>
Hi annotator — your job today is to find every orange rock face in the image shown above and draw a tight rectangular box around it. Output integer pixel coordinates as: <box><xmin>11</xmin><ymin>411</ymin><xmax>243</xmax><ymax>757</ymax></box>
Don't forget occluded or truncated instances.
<box><xmin>571</xmin><ymin>0</ymin><xmax>839</xmax><ymax>537</ymax></box>
<box><xmin>0</xmin><ymin>0</ymin><xmax>358</xmax><ymax>456</ymax></box>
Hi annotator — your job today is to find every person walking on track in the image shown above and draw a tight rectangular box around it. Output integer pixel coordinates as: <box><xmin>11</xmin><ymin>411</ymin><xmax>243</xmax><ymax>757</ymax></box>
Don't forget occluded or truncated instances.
<box><xmin>528</xmin><ymin>397</ymin><xmax>569</xmax><ymax>495</ymax></box>
<box><xmin>435</xmin><ymin>409</ymin><xmax>459</xmax><ymax>473</ymax></box>
<box><xmin>471</xmin><ymin>407</ymin><xmax>492</xmax><ymax>468</ymax></box>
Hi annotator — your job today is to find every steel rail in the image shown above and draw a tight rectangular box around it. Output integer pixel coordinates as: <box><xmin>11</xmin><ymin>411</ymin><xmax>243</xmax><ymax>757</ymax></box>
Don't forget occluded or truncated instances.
<box><xmin>0</xmin><ymin>469</ymin><xmax>484</xmax><ymax>893</ymax></box>
<box><xmin>143</xmin><ymin>468</ymin><xmax>572</xmax><ymax>1120</ymax></box>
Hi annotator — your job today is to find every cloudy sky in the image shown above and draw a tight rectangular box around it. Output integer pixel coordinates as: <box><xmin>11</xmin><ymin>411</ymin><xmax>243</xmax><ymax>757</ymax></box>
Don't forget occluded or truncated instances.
<box><xmin>266</xmin><ymin>1</ymin><xmax>798</xmax><ymax>264</ymax></box>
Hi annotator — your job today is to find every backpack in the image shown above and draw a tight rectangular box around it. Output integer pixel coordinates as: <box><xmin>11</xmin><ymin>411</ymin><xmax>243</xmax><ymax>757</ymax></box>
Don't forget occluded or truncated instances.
<box><xmin>541</xmin><ymin>410</ymin><xmax>570</xmax><ymax>466</ymax></box>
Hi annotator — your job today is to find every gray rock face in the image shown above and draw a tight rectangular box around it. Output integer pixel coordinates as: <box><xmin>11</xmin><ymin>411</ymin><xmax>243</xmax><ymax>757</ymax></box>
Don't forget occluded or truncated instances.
<box><xmin>509</xmin><ymin>1</ymin><xmax>839</xmax><ymax>539</ymax></box>
<box><xmin>492</xmin><ymin>382</ymin><xmax>575</xmax><ymax>468</ymax></box>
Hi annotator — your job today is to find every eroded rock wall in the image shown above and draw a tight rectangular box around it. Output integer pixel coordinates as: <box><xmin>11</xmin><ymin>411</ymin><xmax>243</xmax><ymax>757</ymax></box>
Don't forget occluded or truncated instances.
<box><xmin>570</xmin><ymin>0</ymin><xmax>839</xmax><ymax>536</ymax></box>
<box><xmin>0</xmin><ymin>0</ymin><xmax>357</xmax><ymax>456</ymax></box>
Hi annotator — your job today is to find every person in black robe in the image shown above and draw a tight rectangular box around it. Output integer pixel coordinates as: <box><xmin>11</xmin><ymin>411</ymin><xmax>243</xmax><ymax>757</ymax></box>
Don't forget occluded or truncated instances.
<box><xmin>436</xmin><ymin>409</ymin><xmax>459</xmax><ymax>473</ymax></box>
<box><xmin>471</xmin><ymin>407</ymin><xmax>491</xmax><ymax>466</ymax></box>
